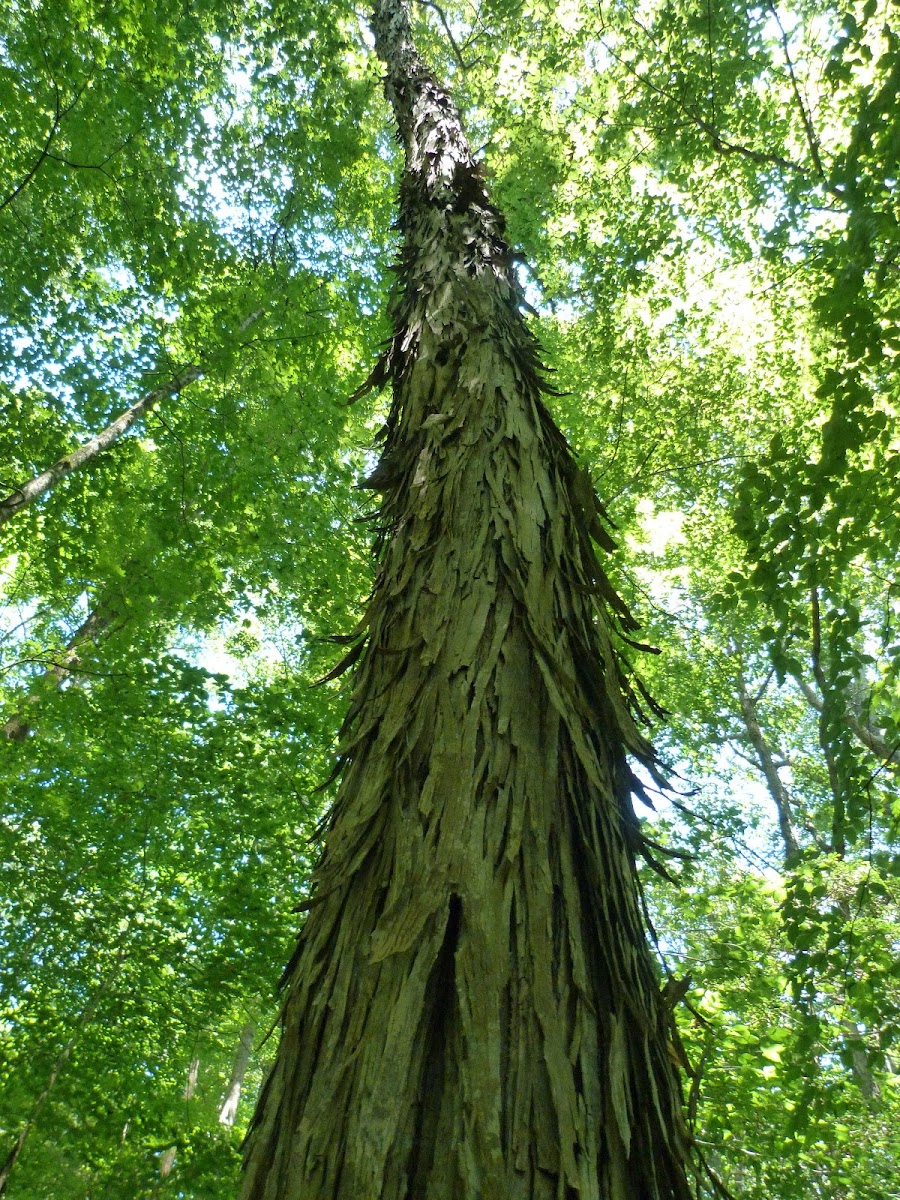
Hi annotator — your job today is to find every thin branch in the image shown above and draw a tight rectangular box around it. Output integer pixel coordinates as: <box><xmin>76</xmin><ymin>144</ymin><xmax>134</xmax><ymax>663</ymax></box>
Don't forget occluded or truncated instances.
<box><xmin>597</xmin><ymin>21</ymin><xmax>834</xmax><ymax>192</ymax></box>
<box><xmin>687</xmin><ymin>1027</ymin><xmax>716</xmax><ymax>1128</ymax></box>
<box><xmin>705</xmin><ymin>0</ymin><xmax>716</xmax><ymax>126</ymax></box>
<box><xmin>753</xmin><ymin>665</ymin><xmax>776</xmax><ymax>704</ymax></box>
<box><xmin>0</xmin><ymin>308</ymin><xmax>264</xmax><ymax>529</ymax></box>
<box><xmin>44</xmin><ymin>126</ymin><xmax>141</xmax><ymax>174</ymax></box>
<box><xmin>0</xmin><ymin>363</ymin><xmax>201</xmax><ymax>528</ymax></box>
<box><xmin>767</xmin><ymin>4</ymin><xmax>826</xmax><ymax>179</ymax></box>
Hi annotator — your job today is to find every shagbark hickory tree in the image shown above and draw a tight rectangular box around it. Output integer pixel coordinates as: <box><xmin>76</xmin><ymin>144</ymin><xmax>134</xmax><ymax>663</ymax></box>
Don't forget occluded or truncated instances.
<box><xmin>242</xmin><ymin>2</ymin><xmax>692</xmax><ymax>1198</ymax></box>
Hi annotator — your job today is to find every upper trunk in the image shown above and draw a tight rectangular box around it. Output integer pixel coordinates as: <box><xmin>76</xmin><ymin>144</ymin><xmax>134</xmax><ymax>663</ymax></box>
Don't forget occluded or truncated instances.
<box><xmin>241</xmin><ymin>4</ymin><xmax>692</xmax><ymax>1197</ymax></box>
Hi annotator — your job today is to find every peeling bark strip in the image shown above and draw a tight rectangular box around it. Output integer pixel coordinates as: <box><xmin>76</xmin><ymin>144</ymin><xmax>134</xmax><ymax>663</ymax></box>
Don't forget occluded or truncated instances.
<box><xmin>241</xmin><ymin>4</ymin><xmax>692</xmax><ymax>1198</ymax></box>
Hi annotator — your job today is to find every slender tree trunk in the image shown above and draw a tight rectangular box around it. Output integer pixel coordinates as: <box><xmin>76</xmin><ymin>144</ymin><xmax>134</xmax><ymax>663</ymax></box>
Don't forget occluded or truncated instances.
<box><xmin>735</xmin><ymin>670</ymin><xmax>800</xmax><ymax>860</ymax></box>
<box><xmin>0</xmin><ymin>945</ymin><xmax>127</xmax><ymax>1196</ymax></box>
<box><xmin>218</xmin><ymin>1024</ymin><xmax>255</xmax><ymax>1127</ymax></box>
<box><xmin>0</xmin><ymin>366</ymin><xmax>201</xmax><ymax>527</ymax></box>
<box><xmin>796</xmin><ymin>677</ymin><xmax>899</xmax><ymax>776</ymax></box>
<box><xmin>241</xmin><ymin>5</ymin><xmax>692</xmax><ymax>1197</ymax></box>
<box><xmin>735</xmin><ymin>669</ymin><xmax>882</xmax><ymax>1102</ymax></box>
<box><xmin>183</xmin><ymin>1056</ymin><xmax>200</xmax><ymax>1101</ymax></box>
<box><xmin>158</xmin><ymin>1054</ymin><xmax>202</xmax><ymax>1181</ymax></box>
<box><xmin>841</xmin><ymin>1021</ymin><xmax>881</xmax><ymax>1102</ymax></box>
<box><xmin>2</xmin><ymin>604</ymin><xmax>118</xmax><ymax>740</ymax></box>
<box><xmin>809</xmin><ymin>586</ymin><xmax>848</xmax><ymax>855</ymax></box>
<box><xmin>0</xmin><ymin>309</ymin><xmax>263</xmax><ymax>529</ymax></box>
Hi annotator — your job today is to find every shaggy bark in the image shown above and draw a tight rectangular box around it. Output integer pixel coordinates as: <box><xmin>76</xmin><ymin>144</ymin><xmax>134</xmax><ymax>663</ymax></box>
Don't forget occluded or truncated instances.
<box><xmin>241</xmin><ymin>4</ymin><xmax>692</xmax><ymax>1197</ymax></box>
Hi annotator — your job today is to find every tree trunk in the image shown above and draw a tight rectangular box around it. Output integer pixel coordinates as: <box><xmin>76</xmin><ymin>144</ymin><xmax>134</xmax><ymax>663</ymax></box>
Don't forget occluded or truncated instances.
<box><xmin>0</xmin><ymin>366</ymin><xmax>201</xmax><ymax>528</ymax></box>
<box><xmin>241</xmin><ymin>4</ymin><xmax>692</xmax><ymax>1197</ymax></box>
<box><xmin>3</xmin><ymin>603</ymin><xmax>118</xmax><ymax>740</ymax></box>
<box><xmin>735</xmin><ymin>669</ymin><xmax>800</xmax><ymax>860</ymax></box>
<box><xmin>796</xmin><ymin>677</ymin><xmax>899</xmax><ymax>778</ymax></box>
<box><xmin>219</xmin><ymin>1024</ymin><xmax>255</xmax><ymax>1127</ymax></box>
<box><xmin>0</xmin><ymin>308</ymin><xmax>263</xmax><ymax>529</ymax></box>
<box><xmin>734</xmin><ymin>667</ymin><xmax>882</xmax><ymax>1103</ymax></box>
<box><xmin>0</xmin><ymin>945</ymin><xmax>127</xmax><ymax>1196</ymax></box>
<box><xmin>183</xmin><ymin>1056</ymin><xmax>200</xmax><ymax>1101</ymax></box>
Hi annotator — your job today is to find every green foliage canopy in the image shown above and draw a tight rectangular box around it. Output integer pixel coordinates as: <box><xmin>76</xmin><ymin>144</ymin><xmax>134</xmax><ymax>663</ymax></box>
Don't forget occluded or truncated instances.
<box><xmin>1</xmin><ymin>0</ymin><xmax>898</xmax><ymax>1196</ymax></box>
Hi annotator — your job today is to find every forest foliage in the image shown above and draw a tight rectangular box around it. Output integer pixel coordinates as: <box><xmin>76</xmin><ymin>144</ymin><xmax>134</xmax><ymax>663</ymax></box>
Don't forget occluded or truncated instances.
<box><xmin>0</xmin><ymin>0</ymin><xmax>898</xmax><ymax>1196</ymax></box>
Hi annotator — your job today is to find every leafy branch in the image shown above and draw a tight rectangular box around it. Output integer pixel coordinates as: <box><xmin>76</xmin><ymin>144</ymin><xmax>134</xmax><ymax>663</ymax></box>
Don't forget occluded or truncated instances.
<box><xmin>0</xmin><ymin>74</ymin><xmax>93</xmax><ymax>214</ymax></box>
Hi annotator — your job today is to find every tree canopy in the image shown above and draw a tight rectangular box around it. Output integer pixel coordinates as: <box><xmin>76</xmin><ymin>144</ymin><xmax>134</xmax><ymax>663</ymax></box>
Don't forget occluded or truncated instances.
<box><xmin>1</xmin><ymin>1</ymin><xmax>898</xmax><ymax>1196</ymax></box>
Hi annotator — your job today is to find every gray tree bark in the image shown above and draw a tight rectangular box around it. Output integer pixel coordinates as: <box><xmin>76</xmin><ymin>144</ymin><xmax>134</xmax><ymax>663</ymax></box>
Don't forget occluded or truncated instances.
<box><xmin>0</xmin><ymin>308</ymin><xmax>263</xmax><ymax>529</ymax></box>
<box><xmin>241</xmin><ymin>4</ymin><xmax>692</xmax><ymax>1197</ymax></box>
<box><xmin>219</xmin><ymin>1024</ymin><xmax>255</xmax><ymax>1127</ymax></box>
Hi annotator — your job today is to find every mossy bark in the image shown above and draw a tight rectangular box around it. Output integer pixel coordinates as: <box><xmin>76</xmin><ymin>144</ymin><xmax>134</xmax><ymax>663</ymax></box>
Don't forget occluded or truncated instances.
<box><xmin>241</xmin><ymin>3</ymin><xmax>692</xmax><ymax>1196</ymax></box>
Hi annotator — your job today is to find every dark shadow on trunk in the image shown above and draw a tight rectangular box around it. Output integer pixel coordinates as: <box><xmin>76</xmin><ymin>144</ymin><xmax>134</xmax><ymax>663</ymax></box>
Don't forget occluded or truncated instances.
<box><xmin>406</xmin><ymin>893</ymin><xmax>463</xmax><ymax>1197</ymax></box>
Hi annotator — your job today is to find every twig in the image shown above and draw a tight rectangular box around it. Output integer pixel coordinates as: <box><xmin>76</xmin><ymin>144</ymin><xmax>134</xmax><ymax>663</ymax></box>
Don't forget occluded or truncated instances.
<box><xmin>416</xmin><ymin>0</ymin><xmax>474</xmax><ymax>71</ymax></box>
<box><xmin>767</xmin><ymin>4</ymin><xmax>825</xmax><ymax>179</ymax></box>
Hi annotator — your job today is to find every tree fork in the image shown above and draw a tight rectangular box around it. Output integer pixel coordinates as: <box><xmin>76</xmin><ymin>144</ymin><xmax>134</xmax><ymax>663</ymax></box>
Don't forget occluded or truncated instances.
<box><xmin>241</xmin><ymin>2</ymin><xmax>693</xmax><ymax>1196</ymax></box>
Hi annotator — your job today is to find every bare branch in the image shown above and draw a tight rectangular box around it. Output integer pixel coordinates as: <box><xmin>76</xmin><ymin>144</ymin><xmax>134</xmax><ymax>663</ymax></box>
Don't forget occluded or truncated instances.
<box><xmin>767</xmin><ymin>4</ymin><xmax>826</xmax><ymax>179</ymax></box>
